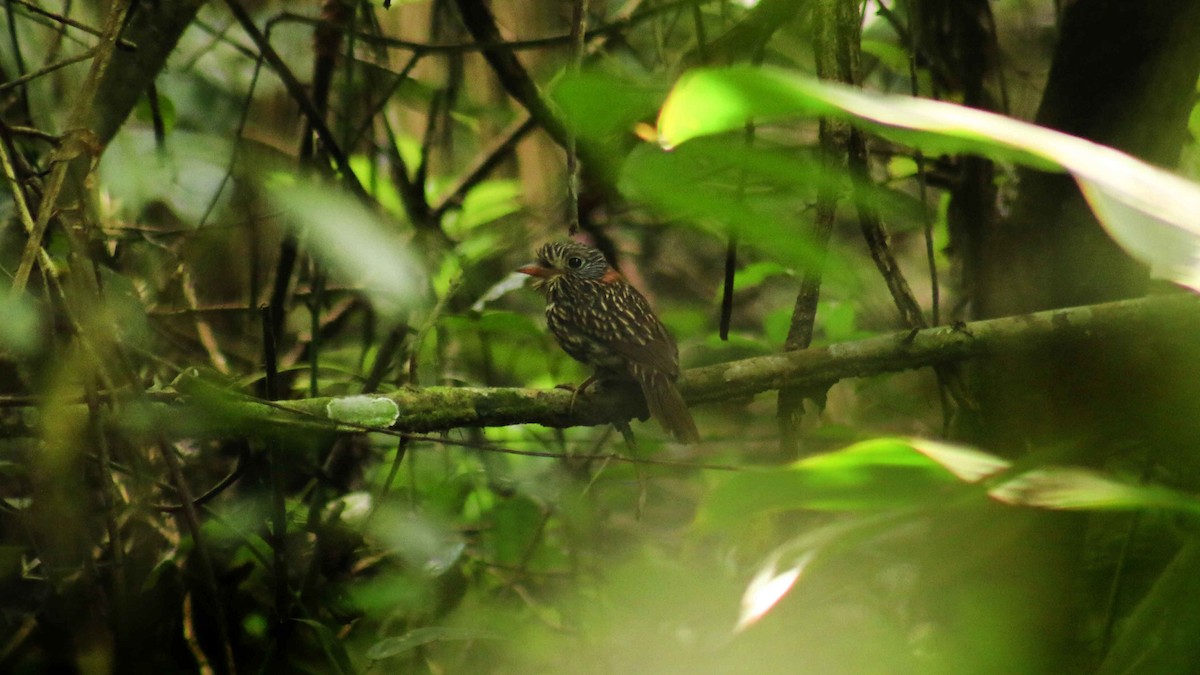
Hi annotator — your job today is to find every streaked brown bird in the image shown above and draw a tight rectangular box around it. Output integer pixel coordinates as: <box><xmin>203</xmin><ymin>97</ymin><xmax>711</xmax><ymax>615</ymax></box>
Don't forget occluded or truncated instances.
<box><xmin>518</xmin><ymin>240</ymin><xmax>700</xmax><ymax>443</ymax></box>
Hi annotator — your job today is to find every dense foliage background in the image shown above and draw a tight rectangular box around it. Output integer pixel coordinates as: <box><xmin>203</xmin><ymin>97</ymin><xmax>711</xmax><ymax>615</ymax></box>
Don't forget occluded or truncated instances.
<box><xmin>2</xmin><ymin>0</ymin><xmax>1200</xmax><ymax>672</ymax></box>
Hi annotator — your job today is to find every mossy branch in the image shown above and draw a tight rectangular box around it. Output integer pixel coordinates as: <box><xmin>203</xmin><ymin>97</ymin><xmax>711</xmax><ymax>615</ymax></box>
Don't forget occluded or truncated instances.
<box><xmin>97</xmin><ymin>293</ymin><xmax>1198</xmax><ymax>440</ymax></box>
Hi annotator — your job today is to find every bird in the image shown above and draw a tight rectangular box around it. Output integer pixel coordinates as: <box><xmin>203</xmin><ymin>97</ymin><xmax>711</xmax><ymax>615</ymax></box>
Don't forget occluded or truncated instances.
<box><xmin>517</xmin><ymin>240</ymin><xmax>700</xmax><ymax>443</ymax></box>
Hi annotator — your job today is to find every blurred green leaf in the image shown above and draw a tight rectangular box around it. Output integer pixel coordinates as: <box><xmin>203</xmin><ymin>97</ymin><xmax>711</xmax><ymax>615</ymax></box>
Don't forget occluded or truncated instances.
<box><xmin>763</xmin><ymin>307</ymin><xmax>793</xmax><ymax>347</ymax></box>
<box><xmin>366</xmin><ymin>509</ymin><xmax>465</xmax><ymax>575</ymax></box>
<box><xmin>473</xmin><ymin>310</ymin><xmax>542</xmax><ymax>337</ymax></box>
<box><xmin>552</xmin><ymin>69</ymin><xmax>666</xmax><ymax>144</ymax></box>
<box><xmin>701</xmin><ymin>438</ymin><xmax>987</xmax><ymax>528</ymax></box>
<box><xmin>487</xmin><ymin>498</ymin><xmax>543</xmax><ymax>566</ymax></box>
<box><xmin>816</xmin><ymin>301</ymin><xmax>861</xmax><ymax>343</ymax></box>
<box><xmin>1188</xmin><ymin>103</ymin><xmax>1200</xmax><ymax>143</ymax></box>
<box><xmin>990</xmin><ymin>467</ymin><xmax>1200</xmax><ymax>514</ymax></box>
<box><xmin>620</xmin><ymin>136</ymin><xmax>914</xmax><ymax>273</ymax></box>
<box><xmin>268</xmin><ymin>178</ymin><xmax>426</xmax><ymax>322</ymax></box>
<box><xmin>887</xmin><ymin>155</ymin><xmax>919</xmax><ymax>180</ymax></box>
<box><xmin>908</xmin><ymin>438</ymin><xmax>1011</xmax><ymax>482</ymax></box>
<box><xmin>657</xmin><ymin>66</ymin><xmax>1060</xmax><ymax>169</ymax></box>
<box><xmin>736</xmin><ymin>551</ymin><xmax>810</xmax><ymax>632</ymax></box>
<box><xmin>100</xmin><ymin>130</ymin><xmax>240</xmax><ymax>223</ymax></box>
<box><xmin>1096</xmin><ymin>541</ymin><xmax>1200</xmax><ymax>675</ymax></box>
<box><xmin>658</xmin><ymin>66</ymin><xmax>1200</xmax><ymax>293</ymax></box>
<box><xmin>0</xmin><ymin>294</ymin><xmax>43</xmax><ymax>357</ymax></box>
<box><xmin>861</xmin><ymin>39</ymin><xmax>912</xmax><ymax>76</ymax></box>
<box><xmin>731</xmin><ymin>261</ymin><xmax>793</xmax><ymax>293</ymax></box>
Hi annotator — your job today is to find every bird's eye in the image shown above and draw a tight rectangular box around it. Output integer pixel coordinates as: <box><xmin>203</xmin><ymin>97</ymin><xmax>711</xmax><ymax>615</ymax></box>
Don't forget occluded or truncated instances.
<box><xmin>567</xmin><ymin>256</ymin><xmax>584</xmax><ymax>269</ymax></box>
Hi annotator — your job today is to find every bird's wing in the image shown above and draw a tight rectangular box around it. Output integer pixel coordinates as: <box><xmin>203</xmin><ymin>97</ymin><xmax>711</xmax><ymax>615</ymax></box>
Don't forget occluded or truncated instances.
<box><xmin>591</xmin><ymin>282</ymin><xmax>680</xmax><ymax>378</ymax></box>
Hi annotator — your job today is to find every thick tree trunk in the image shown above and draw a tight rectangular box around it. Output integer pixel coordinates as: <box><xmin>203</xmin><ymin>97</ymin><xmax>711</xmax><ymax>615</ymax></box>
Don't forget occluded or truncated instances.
<box><xmin>968</xmin><ymin>1</ymin><xmax>1200</xmax><ymax>670</ymax></box>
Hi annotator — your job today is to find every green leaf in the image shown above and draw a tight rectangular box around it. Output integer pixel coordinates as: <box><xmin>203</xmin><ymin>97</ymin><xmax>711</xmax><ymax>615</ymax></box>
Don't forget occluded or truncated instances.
<box><xmin>486</xmin><ymin>497</ymin><xmax>542</xmax><ymax>566</ymax></box>
<box><xmin>349</xmin><ymin>154</ymin><xmax>405</xmax><ymax>218</ymax></box>
<box><xmin>736</xmin><ymin>551</ymin><xmax>812</xmax><ymax>632</ymax></box>
<box><xmin>452</xmin><ymin>179</ymin><xmax>522</xmax><ymax>232</ymax></box>
<box><xmin>730</xmin><ymin>261</ymin><xmax>792</xmax><ymax>293</ymax></box>
<box><xmin>657</xmin><ymin>66</ymin><xmax>1059</xmax><ymax>169</ymax></box>
<box><xmin>701</xmin><ymin>438</ymin><xmax>997</xmax><ymax>528</ymax></box>
<box><xmin>657</xmin><ymin>66</ymin><xmax>1200</xmax><ymax>293</ymax></box>
<box><xmin>817</xmin><ymin>301</ymin><xmax>860</xmax><ymax>343</ymax></box>
<box><xmin>989</xmin><ymin>467</ymin><xmax>1200</xmax><ymax>514</ymax></box>
<box><xmin>860</xmin><ymin>39</ymin><xmax>912</xmax><ymax>76</ymax></box>
<box><xmin>552</xmin><ymin>69</ymin><xmax>666</xmax><ymax>143</ymax></box>
<box><xmin>366</xmin><ymin>626</ymin><xmax>500</xmax><ymax>660</ymax></box>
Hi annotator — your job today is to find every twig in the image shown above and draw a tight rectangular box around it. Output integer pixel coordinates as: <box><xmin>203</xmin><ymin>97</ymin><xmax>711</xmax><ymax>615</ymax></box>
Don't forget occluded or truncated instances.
<box><xmin>777</xmin><ymin>0</ymin><xmax>851</xmax><ymax>457</ymax></box>
<box><xmin>366</xmin><ymin>436</ymin><xmax>411</xmax><ymax>524</ymax></box>
<box><xmin>0</xmin><ymin>47</ymin><xmax>97</xmax><ymax>94</ymax></box>
<box><xmin>180</xmin><ymin>264</ymin><xmax>231</xmax><ymax>374</ymax></box>
<box><xmin>453</xmin><ymin>0</ymin><xmax>574</xmax><ymax>152</ymax></box>
<box><xmin>430</xmin><ymin>112</ymin><xmax>537</xmax><ymax>219</ymax></box>
<box><xmin>159</xmin><ymin>440</ymin><xmax>238</xmax><ymax>674</ymax></box>
<box><xmin>0</xmin><ymin>124</ymin><xmax>56</xmax><ymax>289</ymax></box>
<box><xmin>565</xmin><ymin>0</ymin><xmax>590</xmax><ymax>234</ymax></box>
<box><xmin>85</xmin><ymin>385</ymin><xmax>127</xmax><ymax>647</ymax></box>
<box><xmin>223</xmin><ymin>0</ymin><xmax>366</xmax><ymax>199</ymax></box>
<box><xmin>14</xmin><ymin>0</ymin><xmax>130</xmax><ymax>296</ymax></box>
<box><xmin>3</xmin><ymin>125</ymin><xmax>59</xmax><ymax>143</ymax></box>
<box><xmin>6</xmin><ymin>0</ymin><xmax>138</xmax><ymax>50</ymax></box>
<box><xmin>272</xmin><ymin>0</ymin><xmax>714</xmax><ymax>55</ymax></box>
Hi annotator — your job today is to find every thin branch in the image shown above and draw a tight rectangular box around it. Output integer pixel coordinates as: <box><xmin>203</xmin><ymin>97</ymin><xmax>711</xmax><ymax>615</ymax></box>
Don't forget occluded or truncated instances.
<box><xmin>430</xmin><ymin>112</ymin><xmax>536</xmax><ymax>219</ymax></box>
<box><xmin>272</xmin><ymin>0</ymin><xmax>713</xmax><ymax>55</ymax></box>
<box><xmin>6</xmin><ymin>0</ymin><xmax>138</xmax><ymax>49</ymax></box>
<box><xmin>223</xmin><ymin>0</ymin><xmax>367</xmax><ymax>199</ymax></box>
<box><xmin>565</xmin><ymin>0</ymin><xmax>590</xmax><ymax>234</ymax></box>
<box><xmin>0</xmin><ymin>47</ymin><xmax>97</xmax><ymax>94</ymax></box>
<box><xmin>158</xmin><ymin>440</ymin><xmax>238</xmax><ymax>675</ymax></box>
<box><xmin>0</xmin><ymin>123</ymin><xmax>55</xmax><ymax>286</ymax></box>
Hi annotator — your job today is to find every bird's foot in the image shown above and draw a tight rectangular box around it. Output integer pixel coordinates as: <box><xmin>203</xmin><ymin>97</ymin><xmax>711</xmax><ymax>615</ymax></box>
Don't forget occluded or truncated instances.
<box><xmin>564</xmin><ymin>375</ymin><xmax>599</xmax><ymax>415</ymax></box>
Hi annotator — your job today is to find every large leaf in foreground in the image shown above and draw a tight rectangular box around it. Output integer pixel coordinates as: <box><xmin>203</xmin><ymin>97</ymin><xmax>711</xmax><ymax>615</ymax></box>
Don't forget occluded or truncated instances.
<box><xmin>700</xmin><ymin>438</ymin><xmax>1006</xmax><ymax>528</ymax></box>
<box><xmin>658</xmin><ymin>66</ymin><xmax>1200</xmax><ymax>291</ymax></box>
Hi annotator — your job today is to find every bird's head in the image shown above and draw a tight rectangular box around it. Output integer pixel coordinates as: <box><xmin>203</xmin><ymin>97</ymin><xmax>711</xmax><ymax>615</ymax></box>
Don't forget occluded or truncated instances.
<box><xmin>517</xmin><ymin>241</ymin><xmax>617</xmax><ymax>289</ymax></box>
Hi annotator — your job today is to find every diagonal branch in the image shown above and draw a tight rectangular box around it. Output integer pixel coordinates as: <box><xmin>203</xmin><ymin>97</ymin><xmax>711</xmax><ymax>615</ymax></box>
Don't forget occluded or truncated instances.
<box><xmin>452</xmin><ymin>0</ymin><xmax>590</xmax><ymax>164</ymax></box>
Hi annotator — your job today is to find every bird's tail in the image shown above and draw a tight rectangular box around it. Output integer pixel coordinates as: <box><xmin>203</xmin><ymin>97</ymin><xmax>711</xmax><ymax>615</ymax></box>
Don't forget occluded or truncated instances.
<box><xmin>636</xmin><ymin>370</ymin><xmax>700</xmax><ymax>444</ymax></box>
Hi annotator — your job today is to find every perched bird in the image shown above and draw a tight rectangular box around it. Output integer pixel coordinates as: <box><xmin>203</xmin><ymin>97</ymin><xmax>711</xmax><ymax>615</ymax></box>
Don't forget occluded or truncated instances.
<box><xmin>518</xmin><ymin>240</ymin><xmax>700</xmax><ymax>443</ymax></box>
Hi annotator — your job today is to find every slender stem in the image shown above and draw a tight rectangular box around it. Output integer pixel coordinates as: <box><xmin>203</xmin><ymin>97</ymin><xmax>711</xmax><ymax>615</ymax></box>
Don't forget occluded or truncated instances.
<box><xmin>159</xmin><ymin>440</ymin><xmax>238</xmax><ymax>674</ymax></box>
<box><xmin>0</xmin><ymin>47</ymin><xmax>97</xmax><ymax>94</ymax></box>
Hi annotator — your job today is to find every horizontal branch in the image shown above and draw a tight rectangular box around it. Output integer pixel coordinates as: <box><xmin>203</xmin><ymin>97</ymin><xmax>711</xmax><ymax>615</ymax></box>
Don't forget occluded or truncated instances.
<box><xmin>98</xmin><ymin>293</ymin><xmax>1198</xmax><ymax>441</ymax></box>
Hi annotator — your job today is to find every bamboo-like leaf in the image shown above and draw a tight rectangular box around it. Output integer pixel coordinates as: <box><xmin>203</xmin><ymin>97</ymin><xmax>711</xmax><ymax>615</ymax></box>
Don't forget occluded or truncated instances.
<box><xmin>700</xmin><ymin>438</ymin><xmax>990</xmax><ymax>528</ymax></box>
<box><xmin>989</xmin><ymin>467</ymin><xmax>1200</xmax><ymax>514</ymax></box>
<box><xmin>657</xmin><ymin>67</ymin><xmax>1200</xmax><ymax>291</ymax></box>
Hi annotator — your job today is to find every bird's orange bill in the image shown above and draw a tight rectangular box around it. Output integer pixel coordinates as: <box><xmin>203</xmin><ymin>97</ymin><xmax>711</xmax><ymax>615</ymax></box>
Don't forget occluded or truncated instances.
<box><xmin>517</xmin><ymin>264</ymin><xmax>559</xmax><ymax>278</ymax></box>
